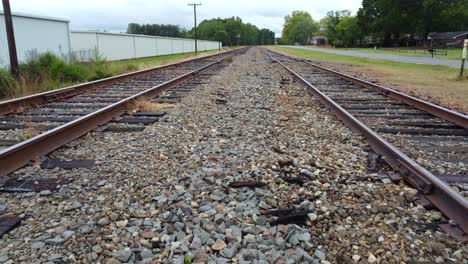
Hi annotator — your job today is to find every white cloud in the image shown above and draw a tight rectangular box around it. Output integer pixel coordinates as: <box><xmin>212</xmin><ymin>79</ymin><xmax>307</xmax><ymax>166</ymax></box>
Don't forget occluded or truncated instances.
<box><xmin>8</xmin><ymin>0</ymin><xmax>362</xmax><ymax>36</ymax></box>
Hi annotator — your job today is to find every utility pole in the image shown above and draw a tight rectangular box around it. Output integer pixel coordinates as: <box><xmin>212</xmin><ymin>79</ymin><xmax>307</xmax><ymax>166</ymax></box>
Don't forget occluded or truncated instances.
<box><xmin>217</xmin><ymin>17</ymin><xmax>221</xmax><ymax>51</ymax></box>
<box><xmin>2</xmin><ymin>0</ymin><xmax>19</xmax><ymax>78</ymax></box>
<box><xmin>188</xmin><ymin>3</ymin><xmax>201</xmax><ymax>54</ymax></box>
<box><xmin>460</xmin><ymin>39</ymin><xmax>467</xmax><ymax>79</ymax></box>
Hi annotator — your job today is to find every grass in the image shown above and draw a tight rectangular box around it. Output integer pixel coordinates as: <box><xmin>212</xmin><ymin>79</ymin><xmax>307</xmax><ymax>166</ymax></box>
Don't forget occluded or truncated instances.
<box><xmin>18</xmin><ymin>121</ymin><xmax>45</xmax><ymax>141</ymax></box>
<box><xmin>184</xmin><ymin>256</ymin><xmax>192</xmax><ymax>264</ymax></box>
<box><xmin>0</xmin><ymin>49</ymin><xmax>228</xmax><ymax>101</ymax></box>
<box><xmin>129</xmin><ymin>98</ymin><xmax>174</xmax><ymax>112</ymax></box>
<box><xmin>267</xmin><ymin>46</ymin><xmax>468</xmax><ymax>113</ymax></box>
<box><xmin>0</xmin><ymin>68</ymin><xmax>14</xmax><ymax>97</ymax></box>
<box><xmin>336</xmin><ymin>47</ymin><xmax>464</xmax><ymax>60</ymax></box>
<box><xmin>106</xmin><ymin>49</ymin><xmax>226</xmax><ymax>73</ymax></box>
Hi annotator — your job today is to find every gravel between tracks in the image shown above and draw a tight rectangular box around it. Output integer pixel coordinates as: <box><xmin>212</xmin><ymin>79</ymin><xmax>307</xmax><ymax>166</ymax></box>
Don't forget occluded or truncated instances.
<box><xmin>0</xmin><ymin>48</ymin><xmax>466</xmax><ymax>263</ymax></box>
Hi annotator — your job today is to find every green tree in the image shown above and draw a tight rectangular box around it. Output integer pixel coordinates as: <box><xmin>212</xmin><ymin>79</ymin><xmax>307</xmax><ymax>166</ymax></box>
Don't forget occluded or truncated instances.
<box><xmin>417</xmin><ymin>0</ymin><xmax>468</xmax><ymax>37</ymax></box>
<box><xmin>214</xmin><ymin>30</ymin><xmax>230</xmax><ymax>46</ymax></box>
<box><xmin>335</xmin><ymin>16</ymin><xmax>360</xmax><ymax>47</ymax></box>
<box><xmin>129</xmin><ymin>17</ymin><xmax>275</xmax><ymax>47</ymax></box>
<box><xmin>241</xmin><ymin>23</ymin><xmax>259</xmax><ymax>45</ymax></box>
<box><xmin>320</xmin><ymin>10</ymin><xmax>351</xmax><ymax>46</ymax></box>
<box><xmin>356</xmin><ymin>0</ymin><xmax>468</xmax><ymax>46</ymax></box>
<box><xmin>224</xmin><ymin>17</ymin><xmax>243</xmax><ymax>46</ymax></box>
<box><xmin>258</xmin><ymin>28</ymin><xmax>275</xmax><ymax>45</ymax></box>
<box><xmin>126</xmin><ymin>23</ymin><xmax>183</xmax><ymax>37</ymax></box>
<box><xmin>282</xmin><ymin>11</ymin><xmax>319</xmax><ymax>45</ymax></box>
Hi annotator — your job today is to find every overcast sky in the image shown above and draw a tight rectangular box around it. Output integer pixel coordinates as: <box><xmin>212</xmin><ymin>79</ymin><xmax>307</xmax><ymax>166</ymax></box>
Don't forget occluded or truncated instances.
<box><xmin>8</xmin><ymin>0</ymin><xmax>362</xmax><ymax>37</ymax></box>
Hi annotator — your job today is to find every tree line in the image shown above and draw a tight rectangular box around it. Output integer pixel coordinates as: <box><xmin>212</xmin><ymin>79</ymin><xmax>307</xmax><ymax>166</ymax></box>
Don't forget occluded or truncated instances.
<box><xmin>281</xmin><ymin>0</ymin><xmax>468</xmax><ymax>47</ymax></box>
<box><xmin>127</xmin><ymin>17</ymin><xmax>275</xmax><ymax>46</ymax></box>
<box><xmin>127</xmin><ymin>23</ymin><xmax>187</xmax><ymax>37</ymax></box>
<box><xmin>193</xmin><ymin>17</ymin><xmax>275</xmax><ymax>46</ymax></box>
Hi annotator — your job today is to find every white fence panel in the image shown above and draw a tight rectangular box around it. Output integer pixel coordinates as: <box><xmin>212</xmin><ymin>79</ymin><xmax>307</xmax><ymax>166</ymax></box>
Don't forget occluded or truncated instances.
<box><xmin>99</xmin><ymin>34</ymin><xmax>134</xmax><ymax>60</ymax></box>
<box><xmin>202</xmin><ymin>41</ymin><xmax>210</xmax><ymax>51</ymax></box>
<box><xmin>70</xmin><ymin>32</ymin><xmax>97</xmax><ymax>51</ymax></box>
<box><xmin>70</xmin><ymin>32</ymin><xmax>98</xmax><ymax>61</ymax></box>
<box><xmin>184</xmin><ymin>39</ymin><xmax>194</xmax><ymax>53</ymax></box>
<box><xmin>172</xmin><ymin>39</ymin><xmax>184</xmax><ymax>54</ymax></box>
<box><xmin>198</xmin><ymin>41</ymin><xmax>204</xmax><ymax>51</ymax></box>
<box><xmin>135</xmin><ymin>37</ymin><xmax>157</xmax><ymax>58</ymax></box>
<box><xmin>70</xmin><ymin>31</ymin><xmax>221</xmax><ymax>62</ymax></box>
<box><xmin>156</xmin><ymin>38</ymin><xmax>172</xmax><ymax>56</ymax></box>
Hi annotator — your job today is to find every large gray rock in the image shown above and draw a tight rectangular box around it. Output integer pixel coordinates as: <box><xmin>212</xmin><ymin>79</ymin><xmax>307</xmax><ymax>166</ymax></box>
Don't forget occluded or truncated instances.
<box><xmin>31</xmin><ymin>241</ymin><xmax>45</xmax><ymax>249</ymax></box>
<box><xmin>114</xmin><ymin>248</ymin><xmax>132</xmax><ymax>263</ymax></box>
<box><xmin>45</xmin><ymin>237</ymin><xmax>65</xmax><ymax>246</ymax></box>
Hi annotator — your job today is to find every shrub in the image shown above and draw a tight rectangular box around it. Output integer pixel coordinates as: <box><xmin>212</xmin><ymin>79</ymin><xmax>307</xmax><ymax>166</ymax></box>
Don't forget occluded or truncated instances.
<box><xmin>49</xmin><ymin>61</ymin><xmax>87</xmax><ymax>82</ymax></box>
<box><xmin>125</xmin><ymin>64</ymin><xmax>139</xmax><ymax>72</ymax></box>
<box><xmin>0</xmin><ymin>68</ymin><xmax>14</xmax><ymax>97</ymax></box>
<box><xmin>38</xmin><ymin>52</ymin><xmax>62</xmax><ymax>69</ymax></box>
<box><xmin>20</xmin><ymin>51</ymin><xmax>62</xmax><ymax>80</ymax></box>
<box><xmin>89</xmin><ymin>53</ymin><xmax>112</xmax><ymax>80</ymax></box>
<box><xmin>20</xmin><ymin>52</ymin><xmax>88</xmax><ymax>83</ymax></box>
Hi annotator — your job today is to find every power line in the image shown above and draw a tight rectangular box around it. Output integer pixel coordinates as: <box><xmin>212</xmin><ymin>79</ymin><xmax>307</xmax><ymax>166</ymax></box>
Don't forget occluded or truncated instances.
<box><xmin>188</xmin><ymin>3</ymin><xmax>201</xmax><ymax>54</ymax></box>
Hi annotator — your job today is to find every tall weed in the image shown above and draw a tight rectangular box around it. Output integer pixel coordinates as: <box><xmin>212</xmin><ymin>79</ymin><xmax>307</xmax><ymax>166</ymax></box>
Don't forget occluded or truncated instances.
<box><xmin>49</xmin><ymin>61</ymin><xmax>87</xmax><ymax>82</ymax></box>
<box><xmin>0</xmin><ymin>68</ymin><xmax>14</xmax><ymax>97</ymax></box>
<box><xmin>89</xmin><ymin>53</ymin><xmax>112</xmax><ymax>80</ymax></box>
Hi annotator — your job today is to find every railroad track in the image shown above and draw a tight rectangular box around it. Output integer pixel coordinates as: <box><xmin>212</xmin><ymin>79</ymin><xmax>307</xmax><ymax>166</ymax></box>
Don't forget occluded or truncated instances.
<box><xmin>262</xmin><ymin>48</ymin><xmax>468</xmax><ymax>241</ymax></box>
<box><xmin>0</xmin><ymin>48</ymin><xmax>246</xmax><ymax>183</ymax></box>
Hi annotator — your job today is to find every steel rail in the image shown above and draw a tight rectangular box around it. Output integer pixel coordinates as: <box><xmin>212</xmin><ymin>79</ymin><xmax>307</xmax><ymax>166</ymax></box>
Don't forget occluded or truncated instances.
<box><xmin>0</xmin><ymin>48</ymin><xmax>246</xmax><ymax>181</ymax></box>
<box><xmin>263</xmin><ymin>49</ymin><xmax>468</xmax><ymax>235</ymax></box>
<box><xmin>0</xmin><ymin>48</ymin><xmax>243</xmax><ymax>116</ymax></box>
<box><xmin>308</xmin><ymin>63</ymin><xmax>468</xmax><ymax>129</ymax></box>
<box><xmin>265</xmin><ymin>48</ymin><xmax>468</xmax><ymax>129</ymax></box>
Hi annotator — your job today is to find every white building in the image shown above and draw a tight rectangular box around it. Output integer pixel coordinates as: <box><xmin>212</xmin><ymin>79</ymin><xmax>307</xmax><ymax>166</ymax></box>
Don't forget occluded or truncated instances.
<box><xmin>70</xmin><ymin>31</ymin><xmax>221</xmax><ymax>62</ymax></box>
<box><xmin>0</xmin><ymin>11</ymin><xmax>71</xmax><ymax>68</ymax></box>
<box><xmin>0</xmin><ymin>11</ymin><xmax>221</xmax><ymax>67</ymax></box>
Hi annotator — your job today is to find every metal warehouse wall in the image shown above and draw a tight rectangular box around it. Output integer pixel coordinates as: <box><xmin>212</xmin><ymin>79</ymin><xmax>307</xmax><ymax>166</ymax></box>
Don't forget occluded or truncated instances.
<box><xmin>0</xmin><ymin>12</ymin><xmax>71</xmax><ymax>68</ymax></box>
<box><xmin>70</xmin><ymin>31</ymin><xmax>221</xmax><ymax>62</ymax></box>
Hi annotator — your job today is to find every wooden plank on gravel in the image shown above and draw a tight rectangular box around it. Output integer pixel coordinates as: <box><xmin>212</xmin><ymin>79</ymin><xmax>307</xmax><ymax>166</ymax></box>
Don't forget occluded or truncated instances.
<box><xmin>0</xmin><ymin>214</ymin><xmax>21</xmax><ymax>238</ymax></box>
<box><xmin>0</xmin><ymin>178</ymin><xmax>72</xmax><ymax>192</ymax></box>
<box><xmin>0</xmin><ymin>116</ymin><xmax>75</xmax><ymax>123</ymax></box>
<box><xmin>377</xmin><ymin>128</ymin><xmax>468</xmax><ymax>136</ymax></box>
<box><xmin>40</xmin><ymin>159</ymin><xmax>95</xmax><ymax>170</ymax></box>
<box><xmin>17</xmin><ymin>110</ymin><xmax>91</xmax><ymax>116</ymax></box>
<box><xmin>0</xmin><ymin>123</ymin><xmax>25</xmax><ymax>130</ymax></box>
<box><xmin>386</xmin><ymin>121</ymin><xmax>460</xmax><ymax>130</ymax></box>
<box><xmin>104</xmin><ymin>126</ymin><xmax>146</xmax><ymax>132</ymax></box>
<box><xmin>132</xmin><ymin>111</ymin><xmax>167</xmax><ymax>117</ymax></box>
<box><xmin>437</xmin><ymin>174</ymin><xmax>468</xmax><ymax>184</ymax></box>
<box><xmin>228</xmin><ymin>181</ymin><xmax>266</xmax><ymax>188</ymax></box>
<box><xmin>114</xmin><ymin>118</ymin><xmax>159</xmax><ymax>125</ymax></box>
<box><xmin>354</xmin><ymin>114</ymin><xmax>433</xmax><ymax>119</ymax></box>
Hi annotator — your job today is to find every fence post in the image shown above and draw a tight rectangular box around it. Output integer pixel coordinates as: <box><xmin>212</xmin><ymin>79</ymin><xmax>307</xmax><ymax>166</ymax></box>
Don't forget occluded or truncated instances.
<box><xmin>171</xmin><ymin>39</ymin><xmax>174</xmax><ymax>55</ymax></box>
<box><xmin>133</xmin><ymin>36</ymin><xmax>137</xmax><ymax>59</ymax></box>
<box><xmin>155</xmin><ymin>38</ymin><xmax>158</xmax><ymax>57</ymax></box>
<box><xmin>95</xmin><ymin>33</ymin><xmax>100</xmax><ymax>57</ymax></box>
<box><xmin>459</xmin><ymin>39</ymin><xmax>467</xmax><ymax>78</ymax></box>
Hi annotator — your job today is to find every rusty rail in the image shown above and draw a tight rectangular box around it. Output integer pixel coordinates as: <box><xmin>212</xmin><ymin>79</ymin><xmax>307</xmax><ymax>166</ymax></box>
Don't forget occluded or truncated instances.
<box><xmin>0</xmin><ymin>48</ymin><xmax>246</xmax><ymax>180</ymax></box>
<box><xmin>263</xmin><ymin>48</ymin><xmax>468</xmax><ymax>236</ymax></box>
<box><xmin>308</xmin><ymin>63</ymin><xmax>468</xmax><ymax>129</ymax></box>
<box><xmin>265</xmin><ymin>49</ymin><xmax>468</xmax><ymax>129</ymax></box>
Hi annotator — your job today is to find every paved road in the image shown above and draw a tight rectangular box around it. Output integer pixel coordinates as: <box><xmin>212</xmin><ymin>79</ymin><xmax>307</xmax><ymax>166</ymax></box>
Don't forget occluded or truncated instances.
<box><xmin>286</xmin><ymin>46</ymin><xmax>467</xmax><ymax>69</ymax></box>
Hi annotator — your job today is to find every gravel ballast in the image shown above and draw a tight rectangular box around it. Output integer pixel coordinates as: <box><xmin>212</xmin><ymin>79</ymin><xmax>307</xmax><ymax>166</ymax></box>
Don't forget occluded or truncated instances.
<box><xmin>0</xmin><ymin>48</ymin><xmax>466</xmax><ymax>263</ymax></box>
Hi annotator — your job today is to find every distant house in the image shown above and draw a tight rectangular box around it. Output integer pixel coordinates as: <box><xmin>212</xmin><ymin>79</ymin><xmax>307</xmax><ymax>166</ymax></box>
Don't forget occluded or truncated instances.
<box><xmin>428</xmin><ymin>31</ymin><xmax>468</xmax><ymax>48</ymax></box>
<box><xmin>308</xmin><ymin>36</ymin><xmax>327</xmax><ymax>46</ymax></box>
